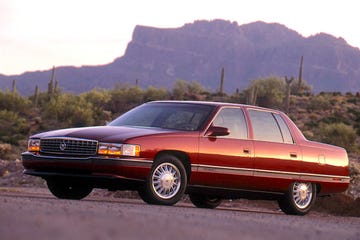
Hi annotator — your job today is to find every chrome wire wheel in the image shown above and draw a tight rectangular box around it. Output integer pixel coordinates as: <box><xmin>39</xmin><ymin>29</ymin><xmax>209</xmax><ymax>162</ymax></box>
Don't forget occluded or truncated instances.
<box><xmin>151</xmin><ymin>162</ymin><xmax>181</xmax><ymax>200</ymax></box>
<box><xmin>292</xmin><ymin>182</ymin><xmax>313</xmax><ymax>209</ymax></box>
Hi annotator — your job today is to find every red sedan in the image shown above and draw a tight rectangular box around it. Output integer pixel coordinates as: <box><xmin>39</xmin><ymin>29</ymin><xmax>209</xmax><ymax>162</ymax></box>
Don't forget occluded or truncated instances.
<box><xmin>22</xmin><ymin>101</ymin><xmax>349</xmax><ymax>215</ymax></box>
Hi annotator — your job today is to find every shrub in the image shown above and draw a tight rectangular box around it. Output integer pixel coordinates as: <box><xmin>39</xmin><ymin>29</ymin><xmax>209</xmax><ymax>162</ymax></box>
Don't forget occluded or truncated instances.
<box><xmin>0</xmin><ymin>110</ymin><xmax>29</xmax><ymax>145</ymax></box>
<box><xmin>317</xmin><ymin>123</ymin><xmax>357</xmax><ymax>152</ymax></box>
<box><xmin>0</xmin><ymin>144</ymin><xmax>11</xmax><ymax>158</ymax></box>
<box><xmin>43</xmin><ymin>94</ymin><xmax>95</xmax><ymax>128</ymax></box>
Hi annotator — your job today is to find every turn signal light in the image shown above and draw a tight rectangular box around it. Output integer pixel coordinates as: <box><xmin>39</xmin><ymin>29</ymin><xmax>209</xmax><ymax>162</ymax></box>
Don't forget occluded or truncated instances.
<box><xmin>28</xmin><ymin>139</ymin><xmax>40</xmax><ymax>152</ymax></box>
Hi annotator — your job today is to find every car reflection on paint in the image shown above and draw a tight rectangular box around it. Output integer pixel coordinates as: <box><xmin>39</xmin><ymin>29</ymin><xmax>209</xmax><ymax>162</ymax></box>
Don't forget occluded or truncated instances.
<box><xmin>22</xmin><ymin>101</ymin><xmax>350</xmax><ymax>215</ymax></box>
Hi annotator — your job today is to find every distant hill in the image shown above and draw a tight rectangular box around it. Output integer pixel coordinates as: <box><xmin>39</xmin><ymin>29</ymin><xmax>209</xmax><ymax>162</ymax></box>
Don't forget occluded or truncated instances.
<box><xmin>1</xmin><ymin>19</ymin><xmax>360</xmax><ymax>95</ymax></box>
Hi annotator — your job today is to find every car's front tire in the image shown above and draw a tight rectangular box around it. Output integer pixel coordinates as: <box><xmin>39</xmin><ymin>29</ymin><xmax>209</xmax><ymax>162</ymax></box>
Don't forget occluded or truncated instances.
<box><xmin>140</xmin><ymin>154</ymin><xmax>187</xmax><ymax>205</ymax></box>
<box><xmin>46</xmin><ymin>178</ymin><xmax>93</xmax><ymax>200</ymax></box>
<box><xmin>278</xmin><ymin>182</ymin><xmax>316</xmax><ymax>215</ymax></box>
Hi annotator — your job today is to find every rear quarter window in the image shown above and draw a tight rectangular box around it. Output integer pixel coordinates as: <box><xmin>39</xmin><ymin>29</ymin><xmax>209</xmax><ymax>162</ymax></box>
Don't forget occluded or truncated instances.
<box><xmin>273</xmin><ymin>114</ymin><xmax>294</xmax><ymax>144</ymax></box>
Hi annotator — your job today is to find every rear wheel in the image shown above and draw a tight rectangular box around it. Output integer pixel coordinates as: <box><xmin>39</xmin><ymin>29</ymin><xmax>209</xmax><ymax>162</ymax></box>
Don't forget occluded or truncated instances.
<box><xmin>46</xmin><ymin>178</ymin><xmax>93</xmax><ymax>200</ymax></box>
<box><xmin>140</xmin><ymin>154</ymin><xmax>187</xmax><ymax>205</ymax></box>
<box><xmin>189</xmin><ymin>194</ymin><xmax>222</xmax><ymax>209</ymax></box>
<box><xmin>278</xmin><ymin>182</ymin><xmax>316</xmax><ymax>215</ymax></box>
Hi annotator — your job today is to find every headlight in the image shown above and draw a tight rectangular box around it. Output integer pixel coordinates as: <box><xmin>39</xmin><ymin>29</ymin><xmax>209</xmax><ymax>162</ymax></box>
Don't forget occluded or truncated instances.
<box><xmin>28</xmin><ymin>139</ymin><xmax>40</xmax><ymax>152</ymax></box>
<box><xmin>97</xmin><ymin>143</ymin><xmax>140</xmax><ymax>157</ymax></box>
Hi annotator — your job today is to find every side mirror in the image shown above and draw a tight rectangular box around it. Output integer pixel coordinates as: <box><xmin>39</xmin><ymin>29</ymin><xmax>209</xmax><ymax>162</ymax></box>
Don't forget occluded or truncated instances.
<box><xmin>206</xmin><ymin>126</ymin><xmax>230</xmax><ymax>137</ymax></box>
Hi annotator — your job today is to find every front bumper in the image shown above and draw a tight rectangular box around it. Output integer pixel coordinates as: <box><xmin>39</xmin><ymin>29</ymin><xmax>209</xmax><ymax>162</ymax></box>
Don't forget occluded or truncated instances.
<box><xmin>22</xmin><ymin>151</ymin><xmax>153</xmax><ymax>182</ymax></box>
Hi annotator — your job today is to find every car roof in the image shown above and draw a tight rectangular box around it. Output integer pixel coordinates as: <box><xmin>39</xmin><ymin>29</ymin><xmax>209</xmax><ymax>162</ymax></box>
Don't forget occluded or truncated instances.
<box><xmin>148</xmin><ymin>100</ymin><xmax>282</xmax><ymax>113</ymax></box>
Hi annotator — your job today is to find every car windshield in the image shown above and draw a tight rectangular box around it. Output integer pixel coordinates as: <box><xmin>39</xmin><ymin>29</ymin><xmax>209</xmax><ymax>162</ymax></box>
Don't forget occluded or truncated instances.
<box><xmin>108</xmin><ymin>102</ymin><xmax>215</xmax><ymax>131</ymax></box>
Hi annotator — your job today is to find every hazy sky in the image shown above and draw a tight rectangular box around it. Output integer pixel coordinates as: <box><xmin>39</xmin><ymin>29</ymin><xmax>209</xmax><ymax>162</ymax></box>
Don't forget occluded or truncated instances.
<box><xmin>1</xmin><ymin>0</ymin><xmax>359</xmax><ymax>75</ymax></box>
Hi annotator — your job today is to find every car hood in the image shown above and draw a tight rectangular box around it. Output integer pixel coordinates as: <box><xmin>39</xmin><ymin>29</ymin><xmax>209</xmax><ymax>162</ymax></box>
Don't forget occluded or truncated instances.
<box><xmin>30</xmin><ymin>126</ymin><xmax>179</xmax><ymax>142</ymax></box>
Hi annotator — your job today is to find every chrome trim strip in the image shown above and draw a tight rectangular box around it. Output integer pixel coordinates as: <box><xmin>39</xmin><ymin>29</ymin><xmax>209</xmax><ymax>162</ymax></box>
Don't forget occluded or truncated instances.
<box><xmin>41</xmin><ymin>137</ymin><xmax>98</xmax><ymax>142</ymax></box>
<box><xmin>22</xmin><ymin>152</ymin><xmax>153</xmax><ymax>167</ymax></box>
<box><xmin>106</xmin><ymin>158</ymin><xmax>152</xmax><ymax>164</ymax></box>
<box><xmin>191</xmin><ymin>164</ymin><xmax>350</xmax><ymax>183</ymax></box>
<box><xmin>93</xmin><ymin>158</ymin><xmax>153</xmax><ymax>167</ymax></box>
<box><xmin>192</xmin><ymin>164</ymin><xmax>253</xmax><ymax>176</ymax></box>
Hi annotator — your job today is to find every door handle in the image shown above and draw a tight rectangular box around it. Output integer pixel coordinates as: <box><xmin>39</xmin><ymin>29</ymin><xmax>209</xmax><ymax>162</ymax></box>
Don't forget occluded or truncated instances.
<box><xmin>243</xmin><ymin>149</ymin><xmax>250</xmax><ymax>154</ymax></box>
<box><xmin>290</xmin><ymin>153</ymin><xmax>297</xmax><ymax>158</ymax></box>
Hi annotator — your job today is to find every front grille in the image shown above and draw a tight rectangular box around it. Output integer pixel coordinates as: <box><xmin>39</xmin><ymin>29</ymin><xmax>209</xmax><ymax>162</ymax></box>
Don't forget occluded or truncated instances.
<box><xmin>40</xmin><ymin>138</ymin><xmax>98</xmax><ymax>156</ymax></box>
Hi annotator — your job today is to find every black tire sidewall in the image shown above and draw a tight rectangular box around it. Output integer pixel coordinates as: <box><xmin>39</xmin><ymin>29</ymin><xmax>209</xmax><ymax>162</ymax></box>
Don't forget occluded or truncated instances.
<box><xmin>279</xmin><ymin>182</ymin><xmax>316</xmax><ymax>215</ymax></box>
<box><xmin>46</xmin><ymin>178</ymin><xmax>93</xmax><ymax>200</ymax></box>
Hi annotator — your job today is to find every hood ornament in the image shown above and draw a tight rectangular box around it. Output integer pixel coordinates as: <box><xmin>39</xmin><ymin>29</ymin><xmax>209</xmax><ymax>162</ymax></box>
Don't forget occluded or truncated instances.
<box><xmin>59</xmin><ymin>141</ymin><xmax>67</xmax><ymax>151</ymax></box>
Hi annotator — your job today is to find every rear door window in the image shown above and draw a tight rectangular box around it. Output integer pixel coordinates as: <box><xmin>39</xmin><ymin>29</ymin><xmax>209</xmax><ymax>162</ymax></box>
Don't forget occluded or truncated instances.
<box><xmin>249</xmin><ymin>110</ymin><xmax>286</xmax><ymax>143</ymax></box>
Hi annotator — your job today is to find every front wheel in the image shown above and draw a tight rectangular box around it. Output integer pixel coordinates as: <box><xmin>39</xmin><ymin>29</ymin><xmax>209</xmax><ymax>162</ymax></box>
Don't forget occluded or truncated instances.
<box><xmin>189</xmin><ymin>194</ymin><xmax>222</xmax><ymax>209</ymax></box>
<box><xmin>46</xmin><ymin>178</ymin><xmax>93</xmax><ymax>200</ymax></box>
<box><xmin>141</xmin><ymin>154</ymin><xmax>187</xmax><ymax>205</ymax></box>
<box><xmin>278</xmin><ymin>182</ymin><xmax>316</xmax><ymax>215</ymax></box>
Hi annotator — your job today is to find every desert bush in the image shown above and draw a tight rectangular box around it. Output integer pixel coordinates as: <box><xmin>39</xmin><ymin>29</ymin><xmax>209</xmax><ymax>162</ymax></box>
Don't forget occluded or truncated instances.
<box><xmin>0</xmin><ymin>91</ymin><xmax>31</xmax><ymax>113</ymax></box>
<box><xmin>0</xmin><ymin>144</ymin><xmax>11</xmax><ymax>158</ymax></box>
<box><xmin>43</xmin><ymin>93</ymin><xmax>95</xmax><ymax>128</ymax></box>
<box><xmin>172</xmin><ymin>80</ymin><xmax>205</xmax><ymax>100</ymax></box>
<box><xmin>0</xmin><ymin>110</ymin><xmax>29</xmax><ymax>145</ymax></box>
<box><xmin>316</xmin><ymin>123</ymin><xmax>357</xmax><ymax>152</ymax></box>
<box><xmin>307</xmin><ymin>95</ymin><xmax>332</xmax><ymax>111</ymax></box>
<box><xmin>144</xmin><ymin>86</ymin><xmax>170</xmax><ymax>102</ymax></box>
<box><xmin>81</xmin><ymin>89</ymin><xmax>112</xmax><ymax>125</ymax></box>
<box><xmin>106</xmin><ymin>85</ymin><xmax>144</xmax><ymax>116</ymax></box>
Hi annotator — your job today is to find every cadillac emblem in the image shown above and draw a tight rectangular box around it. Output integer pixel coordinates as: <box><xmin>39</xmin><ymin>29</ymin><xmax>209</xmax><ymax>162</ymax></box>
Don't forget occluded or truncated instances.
<box><xmin>59</xmin><ymin>141</ymin><xmax>67</xmax><ymax>151</ymax></box>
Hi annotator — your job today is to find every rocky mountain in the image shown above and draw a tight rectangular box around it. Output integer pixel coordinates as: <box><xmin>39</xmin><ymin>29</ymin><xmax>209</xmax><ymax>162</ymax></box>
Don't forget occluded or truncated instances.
<box><xmin>1</xmin><ymin>19</ymin><xmax>360</xmax><ymax>95</ymax></box>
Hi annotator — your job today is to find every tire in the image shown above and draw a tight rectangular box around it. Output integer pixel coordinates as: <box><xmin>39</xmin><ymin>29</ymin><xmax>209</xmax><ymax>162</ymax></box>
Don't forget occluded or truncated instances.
<box><xmin>278</xmin><ymin>182</ymin><xmax>316</xmax><ymax>215</ymax></box>
<box><xmin>141</xmin><ymin>154</ymin><xmax>187</xmax><ymax>205</ymax></box>
<box><xmin>189</xmin><ymin>194</ymin><xmax>222</xmax><ymax>209</ymax></box>
<box><xmin>46</xmin><ymin>178</ymin><xmax>93</xmax><ymax>200</ymax></box>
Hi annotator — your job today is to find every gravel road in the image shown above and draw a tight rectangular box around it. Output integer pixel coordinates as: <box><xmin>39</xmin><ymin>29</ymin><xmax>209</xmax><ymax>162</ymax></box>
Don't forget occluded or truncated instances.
<box><xmin>0</xmin><ymin>188</ymin><xmax>359</xmax><ymax>240</ymax></box>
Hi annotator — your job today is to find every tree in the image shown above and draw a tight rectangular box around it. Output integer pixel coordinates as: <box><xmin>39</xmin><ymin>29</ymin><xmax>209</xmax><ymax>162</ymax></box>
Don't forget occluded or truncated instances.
<box><xmin>172</xmin><ymin>80</ymin><xmax>205</xmax><ymax>100</ymax></box>
<box><xmin>244</xmin><ymin>77</ymin><xmax>285</xmax><ymax>108</ymax></box>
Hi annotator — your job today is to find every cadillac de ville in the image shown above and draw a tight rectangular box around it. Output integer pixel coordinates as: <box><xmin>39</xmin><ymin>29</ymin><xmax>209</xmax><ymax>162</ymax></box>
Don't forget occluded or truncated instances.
<box><xmin>22</xmin><ymin>101</ymin><xmax>350</xmax><ymax>215</ymax></box>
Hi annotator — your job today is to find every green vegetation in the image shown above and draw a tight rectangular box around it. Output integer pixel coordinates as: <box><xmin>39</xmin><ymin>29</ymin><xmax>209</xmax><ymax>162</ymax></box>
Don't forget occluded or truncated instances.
<box><xmin>0</xmin><ymin>77</ymin><xmax>360</xmax><ymax>160</ymax></box>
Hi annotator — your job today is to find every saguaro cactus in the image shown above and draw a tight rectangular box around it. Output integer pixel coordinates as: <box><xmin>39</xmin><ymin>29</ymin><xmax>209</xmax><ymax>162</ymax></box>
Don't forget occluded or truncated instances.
<box><xmin>11</xmin><ymin>79</ymin><xmax>16</xmax><ymax>95</ymax></box>
<box><xmin>34</xmin><ymin>85</ymin><xmax>39</xmax><ymax>108</ymax></box>
<box><xmin>298</xmin><ymin>56</ymin><xmax>303</xmax><ymax>94</ymax></box>
<box><xmin>48</xmin><ymin>66</ymin><xmax>56</xmax><ymax>97</ymax></box>
<box><xmin>219</xmin><ymin>67</ymin><xmax>225</xmax><ymax>95</ymax></box>
<box><xmin>285</xmin><ymin>76</ymin><xmax>294</xmax><ymax>113</ymax></box>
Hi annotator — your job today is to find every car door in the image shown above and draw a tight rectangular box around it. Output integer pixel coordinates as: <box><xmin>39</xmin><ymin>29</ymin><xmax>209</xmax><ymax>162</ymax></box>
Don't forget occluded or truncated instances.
<box><xmin>194</xmin><ymin>107</ymin><xmax>255</xmax><ymax>189</ymax></box>
<box><xmin>247</xmin><ymin>109</ymin><xmax>302</xmax><ymax>192</ymax></box>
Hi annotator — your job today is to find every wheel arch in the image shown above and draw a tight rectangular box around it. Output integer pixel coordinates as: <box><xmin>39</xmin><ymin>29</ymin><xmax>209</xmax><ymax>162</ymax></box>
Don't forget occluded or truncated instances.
<box><xmin>154</xmin><ymin>150</ymin><xmax>192</xmax><ymax>180</ymax></box>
